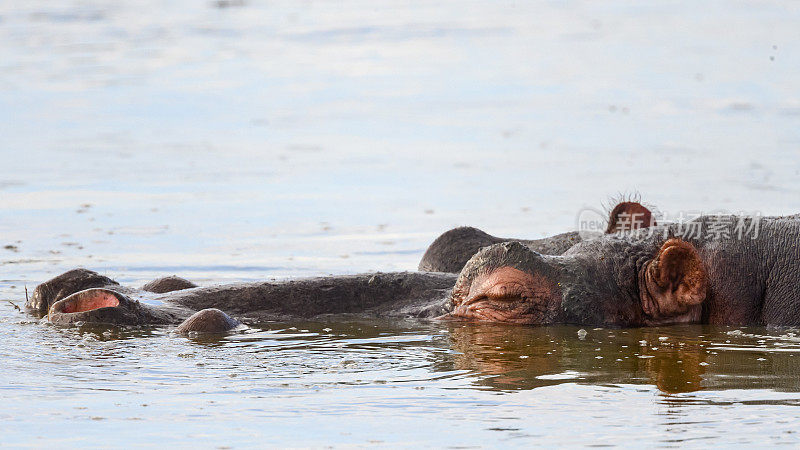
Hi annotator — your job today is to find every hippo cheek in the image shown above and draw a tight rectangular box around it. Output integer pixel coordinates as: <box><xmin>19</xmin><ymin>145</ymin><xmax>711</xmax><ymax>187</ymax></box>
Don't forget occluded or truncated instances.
<box><xmin>48</xmin><ymin>289</ymin><xmax>138</xmax><ymax>326</ymax></box>
<box><xmin>450</xmin><ymin>266</ymin><xmax>559</xmax><ymax>324</ymax></box>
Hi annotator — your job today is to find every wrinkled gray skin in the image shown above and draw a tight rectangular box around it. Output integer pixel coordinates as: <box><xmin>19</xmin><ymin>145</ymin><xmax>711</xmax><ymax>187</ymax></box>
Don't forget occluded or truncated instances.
<box><xmin>449</xmin><ymin>215</ymin><xmax>800</xmax><ymax>327</ymax></box>
<box><xmin>418</xmin><ymin>227</ymin><xmax>581</xmax><ymax>273</ymax></box>
<box><xmin>28</xmin><ymin>269</ymin><xmax>457</xmax><ymax>332</ymax></box>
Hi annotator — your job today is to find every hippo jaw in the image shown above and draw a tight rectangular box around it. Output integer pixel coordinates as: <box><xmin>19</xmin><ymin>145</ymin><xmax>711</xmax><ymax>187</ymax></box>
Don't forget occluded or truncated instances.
<box><xmin>48</xmin><ymin>288</ymin><xmax>172</xmax><ymax>326</ymax></box>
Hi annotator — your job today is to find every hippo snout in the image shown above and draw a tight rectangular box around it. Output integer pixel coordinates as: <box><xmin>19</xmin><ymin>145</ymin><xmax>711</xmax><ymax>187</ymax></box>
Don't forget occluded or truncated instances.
<box><xmin>48</xmin><ymin>288</ymin><xmax>146</xmax><ymax>326</ymax></box>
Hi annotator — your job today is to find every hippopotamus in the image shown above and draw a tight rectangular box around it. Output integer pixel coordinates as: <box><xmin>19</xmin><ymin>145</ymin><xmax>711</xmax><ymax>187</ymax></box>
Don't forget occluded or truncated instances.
<box><xmin>419</xmin><ymin>201</ymin><xmax>656</xmax><ymax>272</ymax></box>
<box><xmin>449</xmin><ymin>214</ymin><xmax>800</xmax><ymax>326</ymax></box>
<box><xmin>26</xmin><ymin>201</ymin><xmax>659</xmax><ymax>332</ymax></box>
<box><xmin>32</xmin><ymin>214</ymin><xmax>800</xmax><ymax>329</ymax></box>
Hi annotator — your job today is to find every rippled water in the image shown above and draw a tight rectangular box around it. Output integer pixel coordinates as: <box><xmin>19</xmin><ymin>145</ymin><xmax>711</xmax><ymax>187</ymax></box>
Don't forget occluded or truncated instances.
<box><xmin>2</xmin><ymin>0</ymin><xmax>800</xmax><ymax>446</ymax></box>
<box><xmin>3</xmin><ymin>310</ymin><xmax>800</xmax><ymax>446</ymax></box>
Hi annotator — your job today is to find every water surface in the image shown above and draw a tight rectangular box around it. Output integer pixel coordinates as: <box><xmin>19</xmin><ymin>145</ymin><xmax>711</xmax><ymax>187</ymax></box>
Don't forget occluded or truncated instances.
<box><xmin>2</xmin><ymin>310</ymin><xmax>800</xmax><ymax>446</ymax></box>
<box><xmin>2</xmin><ymin>0</ymin><xmax>800</xmax><ymax>446</ymax></box>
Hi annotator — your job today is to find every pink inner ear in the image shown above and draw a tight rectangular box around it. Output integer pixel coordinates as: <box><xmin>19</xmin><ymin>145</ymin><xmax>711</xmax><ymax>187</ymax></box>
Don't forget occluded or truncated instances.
<box><xmin>62</xmin><ymin>291</ymin><xmax>120</xmax><ymax>313</ymax></box>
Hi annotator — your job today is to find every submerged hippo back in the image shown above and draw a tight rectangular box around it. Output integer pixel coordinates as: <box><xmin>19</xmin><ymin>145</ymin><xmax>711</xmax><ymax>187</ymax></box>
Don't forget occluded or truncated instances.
<box><xmin>162</xmin><ymin>271</ymin><xmax>458</xmax><ymax>321</ymax></box>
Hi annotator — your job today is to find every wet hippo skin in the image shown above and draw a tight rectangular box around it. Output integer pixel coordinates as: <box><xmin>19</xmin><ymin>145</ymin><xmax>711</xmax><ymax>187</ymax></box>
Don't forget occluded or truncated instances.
<box><xmin>28</xmin><ymin>270</ymin><xmax>458</xmax><ymax>332</ymax></box>
<box><xmin>28</xmin><ymin>201</ymin><xmax>657</xmax><ymax>332</ymax></box>
<box><xmin>27</xmin><ymin>214</ymin><xmax>800</xmax><ymax>330</ymax></box>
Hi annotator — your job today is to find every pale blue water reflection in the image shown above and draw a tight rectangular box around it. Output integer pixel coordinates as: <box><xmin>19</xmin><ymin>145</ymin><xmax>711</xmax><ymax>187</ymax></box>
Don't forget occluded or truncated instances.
<box><xmin>2</xmin><ymin>0</ymin><xmax>800</xmax><ymax>446</ymax></box>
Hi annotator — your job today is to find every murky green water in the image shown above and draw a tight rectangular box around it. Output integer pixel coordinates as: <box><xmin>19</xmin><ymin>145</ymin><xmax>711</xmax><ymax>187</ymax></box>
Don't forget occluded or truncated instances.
<box><xmin>2</xmin><ymin>0</ymin><xmax>800</xmax><ymax>447</ymax></box>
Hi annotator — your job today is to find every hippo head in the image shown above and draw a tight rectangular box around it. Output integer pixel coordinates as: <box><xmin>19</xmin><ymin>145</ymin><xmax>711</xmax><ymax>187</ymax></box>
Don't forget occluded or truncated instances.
<box><xmin>27</xmin><ymin>268</ymin><xmax>119</xmax><ymax>315</ymax></box>
<box><xmin>448</xmin><ymin>235</ymin><xmax>708</xmax><ymax>327</ymax></box>
<box><xmin>47</xmin><ymin>288</ymin><xmax>175</xmax><ymax>326</ymax></box>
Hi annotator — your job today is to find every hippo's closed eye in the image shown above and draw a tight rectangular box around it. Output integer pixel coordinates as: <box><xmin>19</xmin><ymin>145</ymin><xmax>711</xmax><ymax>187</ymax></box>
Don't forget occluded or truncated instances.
<box><xmin>463</xmin><ymin>268</ymin><xmax>539</xmax><ymax>305</ymax></box>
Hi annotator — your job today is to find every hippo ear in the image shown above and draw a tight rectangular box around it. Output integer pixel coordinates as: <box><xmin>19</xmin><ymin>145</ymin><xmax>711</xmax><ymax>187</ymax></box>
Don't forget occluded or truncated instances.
<box><xmin>640</xmin><ymin>239</ymin><xmax>707</xmax><ymax>319</ymax></box>
<box><xmin>606</xmin><ymin>202</ymin><xmax>656</xmax><ymax>233</ymax></box>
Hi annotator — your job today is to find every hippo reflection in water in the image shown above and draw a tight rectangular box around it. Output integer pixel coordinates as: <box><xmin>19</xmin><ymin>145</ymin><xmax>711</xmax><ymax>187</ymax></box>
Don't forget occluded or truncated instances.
<box><xmin>30</xmin><ymin>204</ymin><xmax>800</xmax><ymax>331</ymax></box>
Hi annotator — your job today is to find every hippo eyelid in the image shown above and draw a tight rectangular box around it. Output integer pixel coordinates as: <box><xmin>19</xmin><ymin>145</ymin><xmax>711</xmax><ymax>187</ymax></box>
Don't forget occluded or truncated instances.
<box><xmin>463</xmin><ymin>283</ymin><xmax>533</xmax><ymax>307</ymax></box>
<box><xmin>482</xmin><ymin>282</ymin><xmax>532</xmax><ymax>299</ymax></box>
<box><xmin>462</xmin><ymin>294</ymin><xmax>489</xmax><ymax>307</ymax></box>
